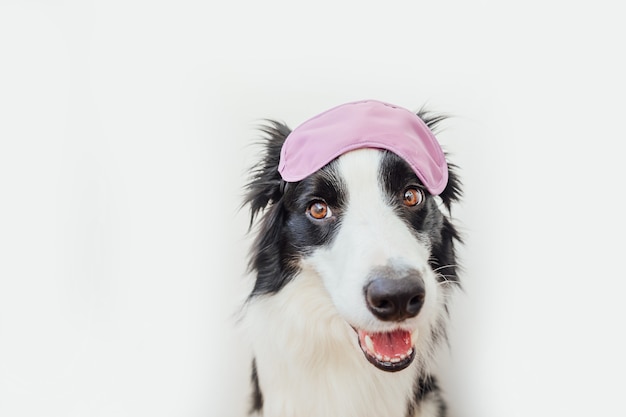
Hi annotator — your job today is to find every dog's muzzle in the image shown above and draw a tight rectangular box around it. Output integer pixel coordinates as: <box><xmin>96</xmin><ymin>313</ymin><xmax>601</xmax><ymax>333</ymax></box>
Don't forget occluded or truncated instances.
<box><xmin>354</xmin><ymin>270</ymin><xmax>424</xmax><ymax>372</ymax></box>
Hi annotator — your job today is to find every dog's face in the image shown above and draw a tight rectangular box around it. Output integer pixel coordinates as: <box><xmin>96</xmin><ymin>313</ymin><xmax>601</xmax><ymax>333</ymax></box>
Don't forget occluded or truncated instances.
<box><xmin>246</xmin><ymin>117</ymin><xmax>461</xmax><ymax>373</ymax></box>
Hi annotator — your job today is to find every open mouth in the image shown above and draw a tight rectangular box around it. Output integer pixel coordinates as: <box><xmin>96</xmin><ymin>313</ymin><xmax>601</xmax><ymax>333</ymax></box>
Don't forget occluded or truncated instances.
<box><xmin>356</xmin><ymin>328</ymin><xmax>416</xmax><ymax>372</ymax></box>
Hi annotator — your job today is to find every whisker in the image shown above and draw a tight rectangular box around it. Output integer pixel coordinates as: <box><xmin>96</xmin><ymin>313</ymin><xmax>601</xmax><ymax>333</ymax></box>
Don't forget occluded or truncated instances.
<box><xmin>432</xmin><ymin>264</ymin><xmax>458</xmax><ymax>273</ymax></box>
<box><xmin>435</xmin><ymin>272</ymin><xmax>460</xmax><ymax>288</ymax></box>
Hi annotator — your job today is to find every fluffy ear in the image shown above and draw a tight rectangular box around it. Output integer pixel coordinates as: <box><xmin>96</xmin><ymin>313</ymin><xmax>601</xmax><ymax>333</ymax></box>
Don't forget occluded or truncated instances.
<box><xmin>243</xmin><ymin>121</ymin><xmax>299</xmax><ymax>297</ymax></box>
<box><xmin>439</xmin><ymin>161</ymin><xmax>462</xmax><ymax>212</ymax></box>
<box><xmin>416</xmin><ymin>108</ymin><xmax>463</xmax><ymax>289</ymax></box>
<box><xmin>415</xmin><ymin>108</ymin><xmax>463</xmax><ymax>211</ymax></box>
<box><xmin>243</xmin><ymin>120</ymin><xmax>291</xmax><ymax>227</ymax></box>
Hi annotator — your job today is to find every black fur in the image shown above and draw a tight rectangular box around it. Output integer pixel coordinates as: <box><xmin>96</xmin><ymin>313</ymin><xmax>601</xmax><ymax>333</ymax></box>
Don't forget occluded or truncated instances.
<box><xmin>250</xmin><ymin>359</ymin><xmax>263</xmax><ymax>413</ymax></box>
<box><xmin>243</xmin><ymin>108</ymin><xmax>462</xmax><ymax>416</ymax></box>
<box><xmin>405</xmin><ymin>375</ymin><xmax>447</xmax><ymax>417</ymax></box>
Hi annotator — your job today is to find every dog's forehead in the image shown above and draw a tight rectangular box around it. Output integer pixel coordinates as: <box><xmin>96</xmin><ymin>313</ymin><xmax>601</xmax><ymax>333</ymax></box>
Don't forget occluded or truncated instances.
<box><xmin>278</xmin><ymin>100</ymin><xmax>448</xmax><ymax>195</ymax></box>
<box><xmin>330</xmin><ymin>149</ymin><xmax>407</xmax><ymax>204</ymax></box>
<box><xmin>321</xmin><ymin>148</ymin><xmax>421</xmax><ymax>193</ymax></box>
<box><xmin>334</xmin><ymin>147</ymin><xmax>384</xmax><ymax>180</ymax></box>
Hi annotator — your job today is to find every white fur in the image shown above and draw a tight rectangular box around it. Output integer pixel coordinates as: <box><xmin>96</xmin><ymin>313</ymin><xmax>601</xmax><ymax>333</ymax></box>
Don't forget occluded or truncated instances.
<box><xmin>245</xmin><ymin>268</ymin><xmax>420</xmax><ymax>417</ymax></box>
<box><xmin>244</xmin><ymin>149</ymin><xmax>449</xmax><ymax>417</ymax></box>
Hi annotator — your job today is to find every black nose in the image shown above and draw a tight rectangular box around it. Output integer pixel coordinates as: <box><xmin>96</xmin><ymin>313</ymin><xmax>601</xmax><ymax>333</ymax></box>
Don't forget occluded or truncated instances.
<box><xmin>365</xmin><ymin>273</ymin><xmax>425</xmax><ymax>322</ymax></box>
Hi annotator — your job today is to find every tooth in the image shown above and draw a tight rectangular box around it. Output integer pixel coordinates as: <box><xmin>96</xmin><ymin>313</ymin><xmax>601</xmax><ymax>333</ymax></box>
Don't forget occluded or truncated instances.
<box><xmin>390</xmin><ymin>357</ymin><xmax>400</xmax><ymax>363</ymax></box>
<box><xmin>400</xmin><ymin>354</ymin><xmax>407</xmax><ymax>360</ymax></box>
<box><xmin>364</xmin><ymin>334</ymin><xmax>374</xmax><ymax>352</ymax></box>
<box><xmin>375</xmin><ymin>353</ymin><xmax>383</xmax><ymax>361</ymax></box>
<box><xmin>383</xmin><ymin>355</ymin><xmax>391</xmax><ymax>362</ymax></box>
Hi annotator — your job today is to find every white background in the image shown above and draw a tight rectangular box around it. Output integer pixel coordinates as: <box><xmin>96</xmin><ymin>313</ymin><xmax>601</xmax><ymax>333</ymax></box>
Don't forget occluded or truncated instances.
<box><xmin>1</xmin><ymin>1</ymin><xmax>624</xmax><ymax>416</ymax></box>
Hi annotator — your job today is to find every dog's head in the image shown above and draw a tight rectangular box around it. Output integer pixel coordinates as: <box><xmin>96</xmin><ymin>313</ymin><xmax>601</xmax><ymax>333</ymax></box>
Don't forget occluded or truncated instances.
<box><xmin>244</xmin><ymin>101</ymin><xmax>462</xmax><ymax>373</ymax></box>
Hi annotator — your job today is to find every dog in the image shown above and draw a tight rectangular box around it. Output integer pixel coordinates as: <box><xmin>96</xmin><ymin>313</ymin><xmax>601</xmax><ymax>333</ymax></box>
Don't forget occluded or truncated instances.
<box><xmin>241</xmin><ymin>100</ymin><xmax>462</xmax><ymax>417</ymax></box>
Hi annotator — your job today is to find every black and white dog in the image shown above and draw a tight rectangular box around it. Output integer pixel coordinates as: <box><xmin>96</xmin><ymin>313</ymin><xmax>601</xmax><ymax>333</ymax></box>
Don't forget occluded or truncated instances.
<box><xmin>242</xmin><ymin>101</ymin><xmax>462</xmax><ymax>417</ymax></box>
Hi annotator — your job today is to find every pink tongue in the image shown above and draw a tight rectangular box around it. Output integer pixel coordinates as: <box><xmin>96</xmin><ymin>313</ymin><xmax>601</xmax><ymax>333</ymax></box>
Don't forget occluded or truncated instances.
<box><xmin>363</xmin><ymin>329</ymin><xmax>412</xmax><ymax>357</ymax></box>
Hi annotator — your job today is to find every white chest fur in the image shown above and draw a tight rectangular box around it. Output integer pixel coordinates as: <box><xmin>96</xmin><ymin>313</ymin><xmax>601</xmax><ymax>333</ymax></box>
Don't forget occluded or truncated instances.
<box><xmin>243</xmin><ymin>269</ymin><xmax>422</xmax><ymax>417</ymax></box>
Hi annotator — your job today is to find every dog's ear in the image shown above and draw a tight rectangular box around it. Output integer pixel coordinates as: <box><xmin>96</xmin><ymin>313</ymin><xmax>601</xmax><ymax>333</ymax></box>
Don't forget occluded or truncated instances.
<box><xmin>244</xmin><ymin>120</ymin><xmax>291</xmax><ymax>228</ymax></box>
<box><xmin>415</xmin><ymin>108</ymin><xmax>463</xmax><ymax>211</ymax></box>
<box><xmin>244</xmin><ymin>121</ymin><xmax>298</xmax><ymax>297</ymax></box>
<box><xmin>439</xmin><ymin>161</ymin><xmax>462</xmax><ymax>211</ymax></box>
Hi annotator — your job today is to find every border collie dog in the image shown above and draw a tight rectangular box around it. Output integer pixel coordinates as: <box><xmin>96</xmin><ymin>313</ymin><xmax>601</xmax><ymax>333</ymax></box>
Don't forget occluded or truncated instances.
<box><xmin>242</xmin><ymin>100</ymin><xmax>462</xmax><ymax>417</ymax></box>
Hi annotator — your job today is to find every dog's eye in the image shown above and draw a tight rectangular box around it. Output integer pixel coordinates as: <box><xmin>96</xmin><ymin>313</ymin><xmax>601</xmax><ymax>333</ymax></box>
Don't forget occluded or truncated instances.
<box><xmin>403</xmin><ymin>188</ymin><xmax>425</xmax><ymax>207</ymax></box>
<box><xmin>308</xmin><ymin>201</ymin><xmax>332</xmax><ymax>220</ymax></box>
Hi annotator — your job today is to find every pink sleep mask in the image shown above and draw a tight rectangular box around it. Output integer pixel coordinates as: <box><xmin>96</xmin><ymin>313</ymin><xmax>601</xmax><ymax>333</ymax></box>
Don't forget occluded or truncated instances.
<box><xmin>278</xmin><ymin>100</ymin><xmax>448</xmax><ymax>195</ymax></box>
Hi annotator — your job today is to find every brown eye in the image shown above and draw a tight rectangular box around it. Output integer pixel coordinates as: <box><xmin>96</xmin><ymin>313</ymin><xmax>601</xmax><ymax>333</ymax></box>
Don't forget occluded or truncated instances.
<box><xmin>403</xmin><ymin>188</ymin><xmax>424</xmax><ymax>207</ymax></box>
<box><xmin>308</xmin><ymin>201</ymin><xmax>332</xmax><ymax>220</ymax></box>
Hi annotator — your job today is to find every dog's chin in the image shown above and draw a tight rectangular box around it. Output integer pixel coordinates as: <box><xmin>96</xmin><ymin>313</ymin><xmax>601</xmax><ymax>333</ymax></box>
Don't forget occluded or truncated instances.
<box><xmin>354</xmin><ymin>327</ymin><xmax>417</xmax><ymax>372</ymax></box>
